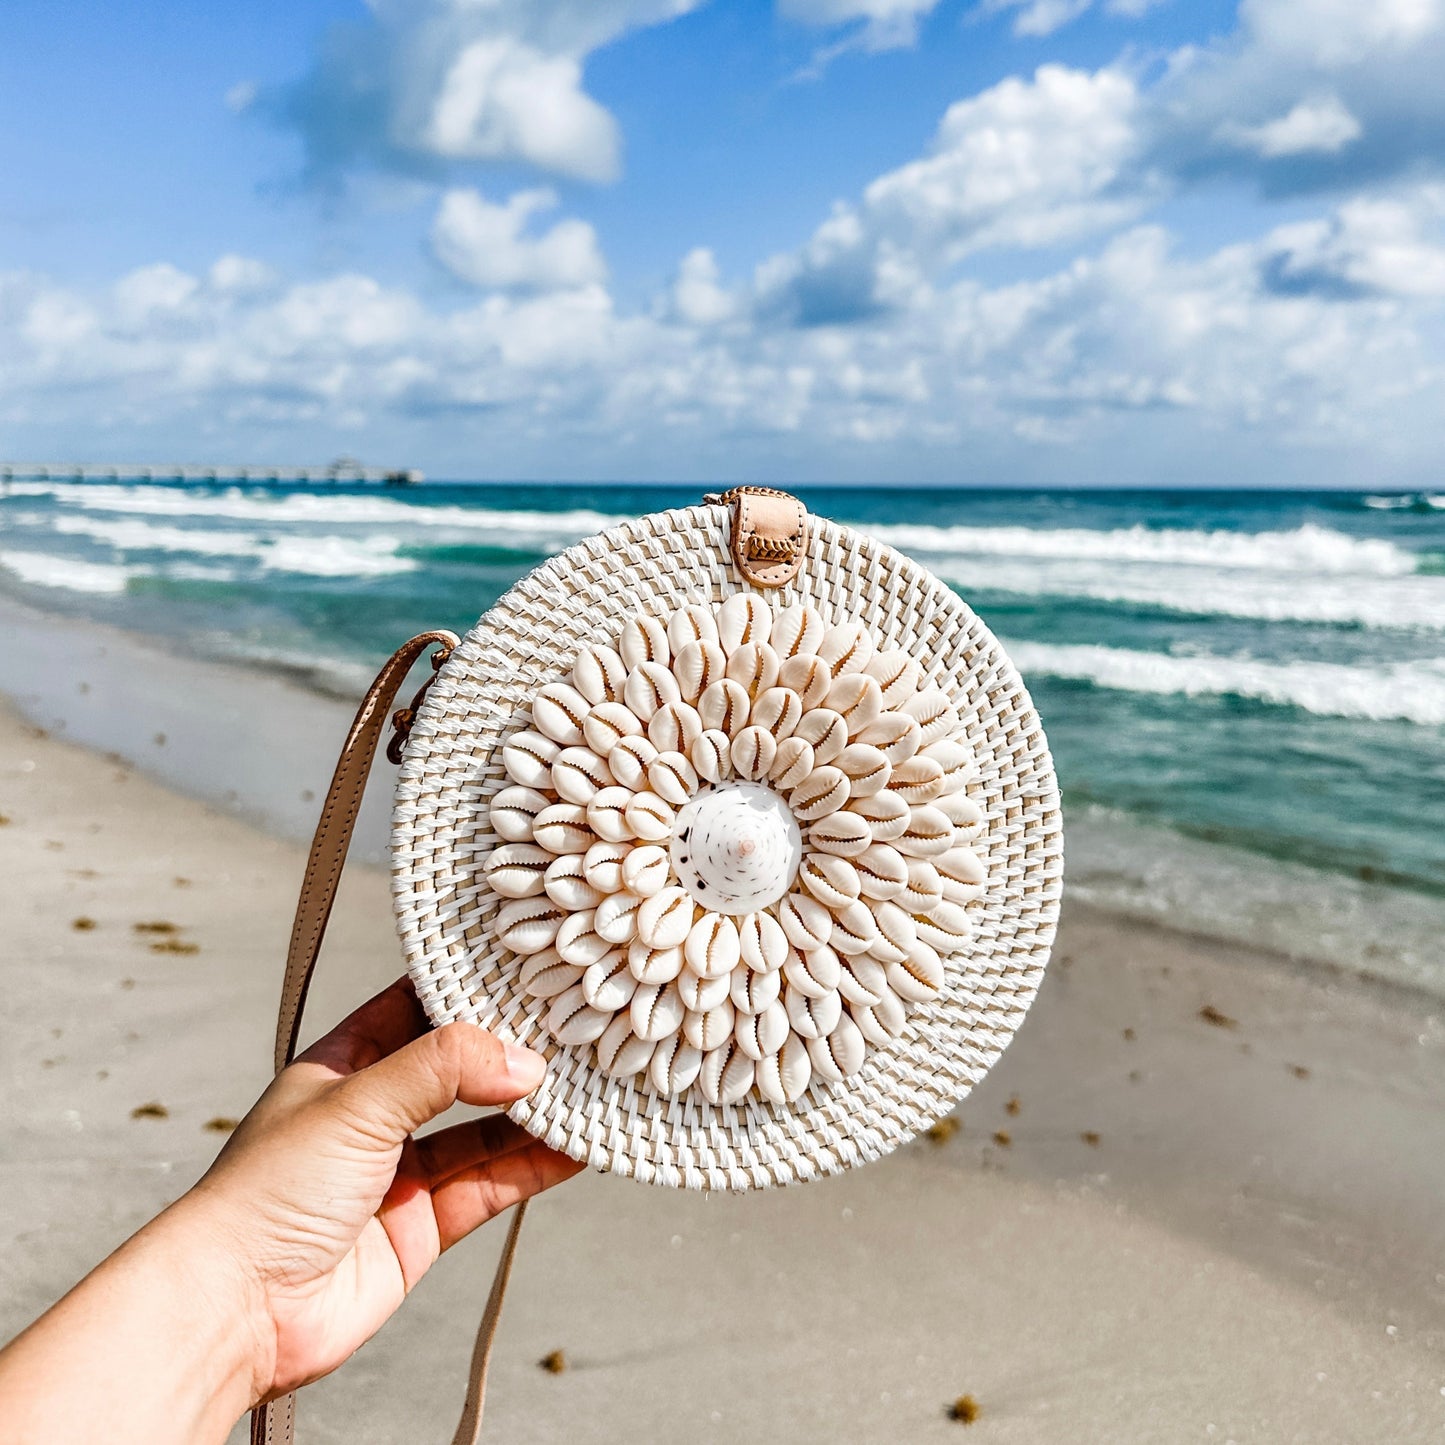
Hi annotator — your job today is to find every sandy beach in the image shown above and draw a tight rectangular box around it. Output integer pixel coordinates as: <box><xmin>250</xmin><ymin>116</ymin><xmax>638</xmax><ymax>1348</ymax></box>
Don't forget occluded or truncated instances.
<box><xmin>3</xmin><ymin>609</ymin><xmax>1444</xmax><ymax>1443</ymax></box>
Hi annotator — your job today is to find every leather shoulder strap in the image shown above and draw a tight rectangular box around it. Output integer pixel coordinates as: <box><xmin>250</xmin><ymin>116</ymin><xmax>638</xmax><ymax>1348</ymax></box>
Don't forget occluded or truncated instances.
<box><xmin>252</xmin><ymin>630</ymin><xmax>527</xmax><ymax>1445</ymax></box>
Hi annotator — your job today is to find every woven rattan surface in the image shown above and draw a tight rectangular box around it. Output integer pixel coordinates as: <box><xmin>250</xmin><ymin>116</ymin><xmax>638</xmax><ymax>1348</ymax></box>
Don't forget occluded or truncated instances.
<box><xmin>392</xmin><ymin>504</ymin><xmax>1062</xmax><ymax>1191</ymax></box>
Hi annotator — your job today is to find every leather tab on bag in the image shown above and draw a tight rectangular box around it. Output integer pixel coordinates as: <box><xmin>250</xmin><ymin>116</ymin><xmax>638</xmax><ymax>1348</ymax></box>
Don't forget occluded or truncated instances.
<box><xmin>711</xmin><ymin>487</ymin><xmax>807</xmax><ymax>588</ymax></box>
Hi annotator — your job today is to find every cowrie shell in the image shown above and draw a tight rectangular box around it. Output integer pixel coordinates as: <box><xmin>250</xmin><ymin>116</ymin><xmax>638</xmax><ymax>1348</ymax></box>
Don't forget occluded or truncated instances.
<box><xmin>551</xmin><ymin>747</ymin><xmax>615</xmax><ymax>804</ymax></box>
<box><xmin>489</xmin><ymin>785</ymin><xmax>550</xmax><ymax>843</ymax></box>
<box><xmin>785</xmin><ymin>983</ymin><xmax>842</xmax><ymax>1040</ymax></box>
<box><xmin>631</xmin><ymin>978</ymin><xmax>686</xmax><ymax>1042</ymax></box>
<box><xmin>798</xmin><ymin>854</ymin><xmax>860</xmax><ymax>910</ymax></box>
<box><xmin>888</xmin><ymin>754</ymin><xmax>946</xmax><ymax>805</ymax></box>
<box><xmin>556</xmin><ymin>909</ymin><xmax>613</xmax><ymax>967</ymax></box>
<box><xmin>624</xmin><ymin>660</ymin><xmax>681</xmax><ymax>722</ymax></box>
<box><xmin>519</xmin><ymin>948</ymin><xmax>582</xmax><ymax>1000</ymax></box>
<box><xmin>818</xmin><ymin>621</ymin><xmax>874</xmax><ymax>675</ymax></box>
<box><xmin>729</xmin><ymin>962</ymin><xmax>781</xmax><ymax>1015</ymax></box>
<box><xmin>650</xmin><ymin>1033</ymin><xmax>702</xmax><ymax>1093</ymax></box>
<box><xmin>647</xmin><ymin>750</ymin><xmax>698</xmax><ymax>807</ymax></box>
<box><xmin>734</xmin><ymin>998</ymin><xmax>789</xmax><ymax>1060</ymax></box>
<box><xmin>784</xmin><ymin>944</ymin><xmax>842</xmax><ymax>998</ymax></box>
<box><xmin>548</xmin><ymin>983</ymin><xmax>611</xmax><ymax>1045</ymax></box>
<box><xmin>830</xmin><ymin>900</ymin><xmax>880</xmax><ymax>956</ymax></box>
<box><xmin>923</xmin><ymin>738</ymin><xmax>976</xmax><ymax>791</ymax></box>
<box><xmin>726</xmin><ymin>642</ymin><xmax>780</xmax><ymax>698</ymax></box>
<box><xmin>673</xmin><ymin>640</ymin><xmax>727</xmax><ymax>705</ymax></box>
<box><xmin>779</xmin><ymin>652</ymin><xmax>832</xmax><ymax>710</ymax></box>
<box><xmin>790</xmin><ymin>765</ymin><xmax>849</xmax><ymax>820</ymax></box>
<box><xmin>582</xmin><ymin>840</ymin><xmax>630</xmax><ymax>894</ymax></box>
<box><xmin>627</xmin><ymin>938</ymin><xmax>684</xmax><ymax>984</ymax></box>
<box><xmin>807</xmin><ymin>1013</ymin><xmax>865</xmax><ymax>1082</ymax></box>
<box><xmin>685</xmin><ymin>914</ymin><xmax>741</xmax><ymax>979</ymax></box>
<box><xmin>544</xmin><ymin>853</ymin><xmax>606</xmax><ymax>911</ymax></box>
<box><xmin>887</xmin><ymin>939</ymin><xmax>945</xmax><ymax>1002</ymax></box>
<box><xmin>595</xmin><ymin>1013</ymin><xmax>654</xmax><ymax>1079</ymax></box>
<box><xmin>751</xmin><ymin>686</ymin><xmax>802</xmax><ymax>740</ymax></box>
<box><xmin>625</xmin><ymin>791</ymin><xmax>676</xmax><ymax>843</ymax></box>
<box><xmin>666</xmin><ymin>603</ymin><xmax>719</xmax><ymax>652</ymax></box>
<box><xmin>849</xmin><ymin>987</ymin><xmax>907</xmax><ymax>1046</ymax></box>
<box><xmin>856</xmin><ymin>711</ymin><xmax>921</xmax><ymax>766</ymax></box>
<box><xmin>585</xmin><ymin>787</ymin><xmax>635</xmax><ymax>843</ymax></box>
<box><xmin>685</xmin><ymin>998</ymin><xmax>736</xmax><ymax>1053</ymax></box>
<box><xmin>757</xmin><ymin>1033</ymin><xmax>812</xmax><ymax>1104</ymax></box>
<box><xmin>594</xmin><ymin>890</ymin><xmax>644</xmax><ymax>944</ymax></box>
<box><xmin>791</xmin><ymin>707</ymin><xmax>846</xmax><ymax>766</ymax></box>
<box><xmin>896</xmin><ymin>805</ymin><xmax>954</xmax><ymax>857</ymax></box>
<box><xmin>636</xmin><ymin>887</ymin><xmax>695</xmax><ymax>949</ymax></box>
<box><xmin>532</xmin><ymin>683</ymin><xmax>591</xmax><ymax>746</ymax></box>
<box><xmin>621</xmin><ymin>844</ymin><xmax>670</xmax><ymax>897</ymax></box>
<box><xmin>583</xmin><ymin>950</ymin><xmax>638</xmax><ymax>1011</ymax></box>
<box><xmin>899</xmin><ymin>857</ymin><xmax>945</xmax><ymax>915</ymax></box>
<box><xmin>771</xmin><ymin>603</ymin><xmax>825</xmax><ymax>659</ymax></box>
<box><xmin>739</xmin><ymin>910</ymin><xmax>789</xmax><ymax>973</ymax></box>
<box><xmin>690</xmin><ymin>729</ymin><xmax>732</xmax><ymax>783</ymax></box>
<box><xmin>837</xmin><ymin>953</ymin><xmax>889</xmax><ymax>1007</ymax></box>
<box><xmin>532</xmin><ymin>803</ymin><xmax>594</xmax><ymax>855</ymax></box>
<box><xmin>484</xmin><ymin>842</ymin><xmax>551</xmax><ymax>898</ymax></box>
<box><xmin>807</xmin><ymin>811</ymin><xmax>873</xmax><ymax>858</ymax></box>
<box><xmin>768</xmin><ymin>736</ymin><xmax>814</xmax><ymax>790</ymax></box>
<box><xmin>619</xmin><ymin>615</ymin><xmax>670</xmax><ymax>670</ymax></box>
<box><xmin>854</xmin><ymin>843</ymin><xmax>909</xmax><ymax>901</ymax></box>
<box><xmin>936</xmin><ymin>790</ymin><xmax>985</xmax><ymax>834</ymax></box>
<box><xmin>941</xmin><ymin>877</ymin><xmax>983</xmax><ymax>907</ymax></box>
<box><xmin>778</xmin><ymin>892</ymin><xmax>832</xmax><ymax>951</ymax></box>
<box><xmin>608</xmin><ymin>735</ymin><xmax>658</xmax><ymax>792</ymax></box>
<box><xmin>868</xmin><ymin>900</ymin><xmax>917</xmax><ymax>964</ymax></box>
<box><xmin>835</xmin><ymin>742</ymin><xmax>891</xmax><ymax>798</ymax></box>
<box><xmin>571</xmin><ymin>645</ymin><xmax>627</xmax><ymax>704</ymax></box>
<box><xmin>915</xmin><ymin>902</ymin><xmax>972</xmax><ymax>953</ymax></box>
<box><xmin>827</xmin><ymin>672</ymin><xmax>884</xmax><ymax>736</ymax></box>
<box><xmin>847</xmin><ymin>789</ymin><xmax>910</xmax><ymax>841</ymax></box>
<box><xmin>648</xmin><ymin>700</ymin><xmax>703</xmax><ymax>755</ymax></box>
<box><xmin>698</xmin><ymin>678</ymin><xmax>752</xmax><ymax>737</ymax></box>
<box><xmin>937</xmin><ymin>845</ymin><xmax>986</xmax><ymax>886</ymax></box>
<box><xmin>717</xmin><ymin>594</ymin><xmax>772</xmax><ymax>652</ymax></box>
<box><xmin>582</xmin><ymin>701</ymin><xmax>642</xmax><ymax>758</ymax></box>
<box><xmin>902</xmin><ymin>688</ymin><xmax>959</xmax><ymax>747</ymax></box>
<box><xmin>730</xmin><ymin>725</ymin><xmax>777</xmax><ymax>781</ymax></box>
<box><xmin>865</xmin><ymin>650</ymin><xmax>922</xmax><ymax>707</ymax></box>
<box><xmin>678</xmin><ymin>966</ymin><xmax>732</xmax><ymax>1013</ymax></box>
<box><xmin>699</xmin><ymin>1039</ymin><xmax>755</xmax><ymax>1105</ymax></box>
<box><xmin>502</xmin><ymin>730</ymin><xmax>560</xmax><ymax>789</ymax></box>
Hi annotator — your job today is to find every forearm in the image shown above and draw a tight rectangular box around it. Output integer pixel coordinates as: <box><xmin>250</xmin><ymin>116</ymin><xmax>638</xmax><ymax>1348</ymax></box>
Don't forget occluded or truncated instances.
<box><xmin>0</xmin><ymin>1196</ymin><xmax>262</xmax><ymax>1445</ymax></box>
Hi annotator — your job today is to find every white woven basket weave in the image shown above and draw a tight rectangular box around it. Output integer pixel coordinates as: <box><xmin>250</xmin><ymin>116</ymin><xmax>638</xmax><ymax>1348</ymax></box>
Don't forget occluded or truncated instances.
<box><xmin>391</xmin><ymin>503</ymin><xmax>1062</xmax><ymax>1192</ymax></box>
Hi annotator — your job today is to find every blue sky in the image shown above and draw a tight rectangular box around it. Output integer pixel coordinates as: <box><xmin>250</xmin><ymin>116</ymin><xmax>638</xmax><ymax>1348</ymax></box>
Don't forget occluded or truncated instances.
<box><xmin>2</xmin><ymin>0</ymin><xmax>1444</xmax><ymax>484</ymax></box>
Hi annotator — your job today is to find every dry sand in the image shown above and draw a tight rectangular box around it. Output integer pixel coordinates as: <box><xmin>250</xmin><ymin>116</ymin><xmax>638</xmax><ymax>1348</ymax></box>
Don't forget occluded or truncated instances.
<box><xmin>2</xmin><ymin>615</ymin><xmax>1444</xmax><ymax>1443</ymax></box>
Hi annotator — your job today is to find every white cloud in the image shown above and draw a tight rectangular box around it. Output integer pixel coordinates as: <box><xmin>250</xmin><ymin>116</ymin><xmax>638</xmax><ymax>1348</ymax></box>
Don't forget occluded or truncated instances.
<box><xmin>432</xmin><ymin>188</ymin><xmax>607</xmax><ymax>290</ymax></box>
<box><xmin>1220</xmin><ymin>95</ymin><xmax>1362</xmax><ymax>158</ymax></box>
<box><xmin>1240</xmin><ymin>0</ymin><xmax>1443</xmax><ymax>67</ymax></box>
<box><xmin>977</xmin><ymin>0</ymin><xmax>1165</xmax><ymax>39</ymax></box>
<box><xmin>209</xmin><ymin>255</ymin><xmax>277</xmax><ymax>294</ymax></box>
<box><xmin>669</xmin><ymin>248</ymin><xmax>737</xmax><ymax>324</ymax></box>
<box><xmin>780</xmin><ymin>0</ymin><xmax>942</xmax><ymax>50</ymax></box>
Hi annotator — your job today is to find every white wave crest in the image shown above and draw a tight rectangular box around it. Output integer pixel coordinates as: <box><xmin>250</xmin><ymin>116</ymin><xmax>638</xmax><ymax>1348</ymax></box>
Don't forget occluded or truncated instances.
<box><xmin>864</xmin><ymin>519</ymin><xmax>1418</xmax><ymax>576</ymax></box>
<box><xmin>1009</xmin><ymin>641</ymin><xmax>1445</xmax><ymax>725</ymax></box>
<box><xmin>0</xmin><ymin>550</ymin><xmax>140</xmax><ymax>595</ymax></box>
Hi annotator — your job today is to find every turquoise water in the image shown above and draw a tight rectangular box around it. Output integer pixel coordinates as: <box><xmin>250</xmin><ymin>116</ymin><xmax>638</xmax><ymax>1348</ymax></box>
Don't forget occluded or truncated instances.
<box><xmin>3</xmin><ymin>479</ymin><xmax>1443</xmax><ymax>991</ymax></box>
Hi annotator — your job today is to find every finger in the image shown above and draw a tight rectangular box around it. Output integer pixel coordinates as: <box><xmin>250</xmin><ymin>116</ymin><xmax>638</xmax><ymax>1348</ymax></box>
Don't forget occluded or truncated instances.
<box><xmin>414</xmin><ymin>1113</ymin><xmax>536</xmax><ymax>1184</ymax></box>
<box><xmin>430</xmin><ymin>1143</ymin><xmax>586</xmax><ymax>1252</ymax></box>
<box><xmin>295</xmin><ymin>976</ymin><xmax>427</xmax><ymax>1077</ymax></box>
<box><xmin>339</xmin><ymin>1021</ymin><xmax>547</xmax><ymax>1141</ymax></box>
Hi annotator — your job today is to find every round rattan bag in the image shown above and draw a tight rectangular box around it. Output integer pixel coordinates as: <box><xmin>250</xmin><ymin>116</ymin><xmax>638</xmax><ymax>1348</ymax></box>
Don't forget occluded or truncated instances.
<box><xmin>392</xmin><ymin>494</ymin><xmax>1061</xmax><ymax>1192</ymax></box>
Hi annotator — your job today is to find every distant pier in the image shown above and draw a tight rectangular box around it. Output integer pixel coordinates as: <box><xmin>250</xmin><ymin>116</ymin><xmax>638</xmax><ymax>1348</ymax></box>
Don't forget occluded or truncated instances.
<box><xmin>0</xmin><ymin>460</ymin><xmax>424</xmax><ymax>486</ymax></box>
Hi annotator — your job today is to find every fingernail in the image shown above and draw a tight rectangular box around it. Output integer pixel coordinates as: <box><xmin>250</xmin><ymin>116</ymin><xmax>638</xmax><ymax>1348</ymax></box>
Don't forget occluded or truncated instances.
<box><xmin>504</xmin><ymin>1043</ymin><xmax>546</xmax><ymax>1090</ymax></box>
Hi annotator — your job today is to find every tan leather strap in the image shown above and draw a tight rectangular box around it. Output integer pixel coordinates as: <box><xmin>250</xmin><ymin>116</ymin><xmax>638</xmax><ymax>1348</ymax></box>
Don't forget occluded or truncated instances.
<box><xmin>705</xmin><ymin>486</ymin><xmax>807</xmax><ymax>587</ymax></box>
<box><xmin>251</xmin><ymin>630</ymin><xmax>529</xmax><ymax>1445</ymax></box>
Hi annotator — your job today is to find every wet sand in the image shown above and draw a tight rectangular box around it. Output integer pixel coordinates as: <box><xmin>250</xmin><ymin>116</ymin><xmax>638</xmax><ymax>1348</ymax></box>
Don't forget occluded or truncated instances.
<box><xmin>2</xmin><ymin>614</ymin><xmax>1444</xmax><ymax>1442</ymax></box>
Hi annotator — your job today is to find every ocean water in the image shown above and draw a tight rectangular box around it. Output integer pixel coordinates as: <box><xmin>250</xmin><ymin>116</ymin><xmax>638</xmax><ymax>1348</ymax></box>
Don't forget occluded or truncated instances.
<box><xmin>3</xmin><ymin>478</ymin><xmax>1443</xmax><ymax>995</ymax></box>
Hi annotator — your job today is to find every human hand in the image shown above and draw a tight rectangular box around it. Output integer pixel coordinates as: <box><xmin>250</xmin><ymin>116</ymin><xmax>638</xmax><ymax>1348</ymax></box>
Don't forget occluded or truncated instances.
<box><xmin>177</xmin><ymin>977</ymin><xmax>582</xmax><ymax>1408</ymax></box>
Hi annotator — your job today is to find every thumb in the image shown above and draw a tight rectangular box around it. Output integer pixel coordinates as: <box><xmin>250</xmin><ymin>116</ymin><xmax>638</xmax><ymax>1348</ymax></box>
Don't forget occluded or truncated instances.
<box><xmin>338</xmin><ymin>1022</ymin><xmax>547</xmax><ymax>1141</ymax></box>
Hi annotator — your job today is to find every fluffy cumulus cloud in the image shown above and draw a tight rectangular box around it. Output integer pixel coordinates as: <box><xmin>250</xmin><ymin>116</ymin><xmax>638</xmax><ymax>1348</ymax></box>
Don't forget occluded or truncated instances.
<box><xmin>432</xmin><ymin>188</ymin><xmax>607</xmax><ymax>290</ymax></box>
<box><xmin>255</xmin><ymin>0</ymin><xmax>703</xmax><ymax>185</ymax></box>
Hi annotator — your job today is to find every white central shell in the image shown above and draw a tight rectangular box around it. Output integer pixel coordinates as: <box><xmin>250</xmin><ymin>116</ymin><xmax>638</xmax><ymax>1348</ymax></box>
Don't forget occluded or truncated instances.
<box><xmin>670</xmin><ymin>781</ymin><xmax>802</xmax><ymax>915</ymax></box>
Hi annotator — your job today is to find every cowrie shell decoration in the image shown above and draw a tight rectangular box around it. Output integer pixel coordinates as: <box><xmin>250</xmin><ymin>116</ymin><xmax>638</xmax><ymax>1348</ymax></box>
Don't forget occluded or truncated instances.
<box><xmin>490</xmin><ymin>598</ymin><xmax>987</xmax><ymax>1103</ymax></box>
